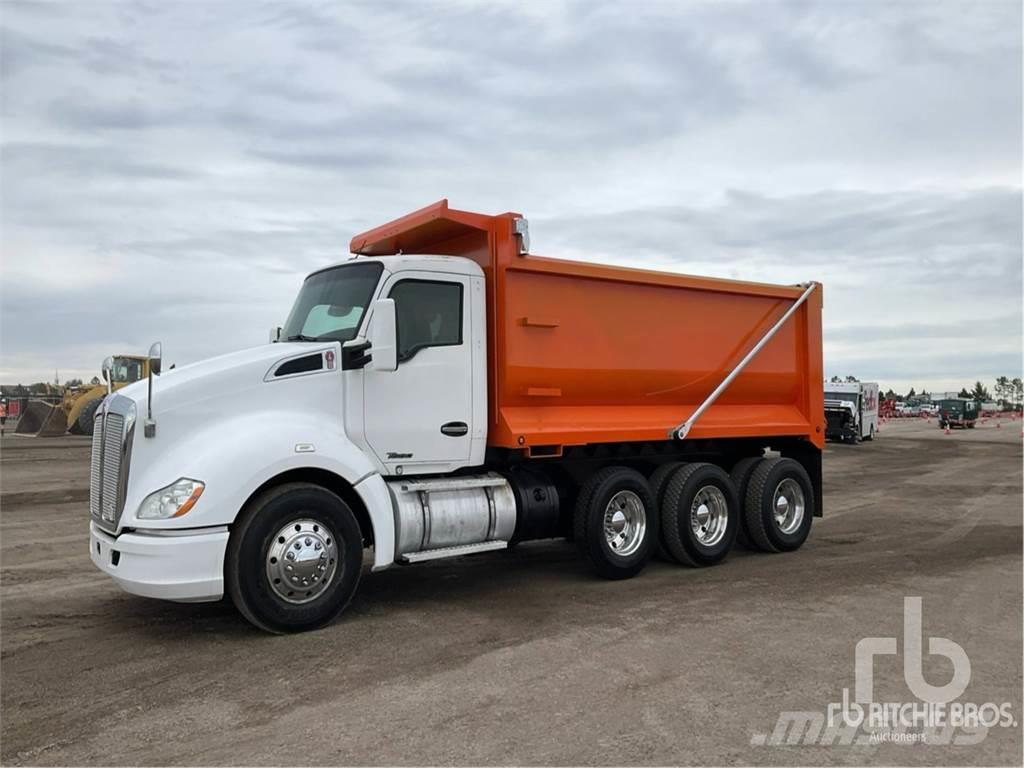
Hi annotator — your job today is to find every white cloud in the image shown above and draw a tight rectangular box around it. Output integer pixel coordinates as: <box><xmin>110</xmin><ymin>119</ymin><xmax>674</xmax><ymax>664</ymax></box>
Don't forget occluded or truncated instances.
<box><xmin>0</xmin><ymin>0</ymin><xmax>1021</xmax><ymax>393</ymax></box>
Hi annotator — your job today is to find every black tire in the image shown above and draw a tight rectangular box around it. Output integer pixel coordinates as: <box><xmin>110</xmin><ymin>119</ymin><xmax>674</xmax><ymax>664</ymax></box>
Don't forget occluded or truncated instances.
<box><xmin>77</xmin><ymin>398</ymin><xmax>103</xmax><ymax>436</ymax></box>
<box><xmin>573</xmin><ymin>466</ymin><xmax>656</xmax><ymax>580</ymax></box>
<box><xmin>863</xmin><ymin>425</ymin><xmax>874</xmax><ymax>441</ymax></box>
<box><xmin>226</xmin><ymin>483</ymin><xmax>363</xmax><ymax>633</ymax></box>
<box><xmin>743</xmin><ymin>458</ymin><xmax>814</xmax><ymax>553</ymax></box>
<box><xmin>661</xmin><ymin>463</ymin><xmax>739</xmax><ymax>567</ymax></box>
<box><xmin>648</xmin><ymin>462</ymin><xmax>686</xmax><ymax>561</ymax></box>
<box><xmin>729</xmin><ymin>457</ymin><xmax>763</xmax><ymax>548</ymax></box>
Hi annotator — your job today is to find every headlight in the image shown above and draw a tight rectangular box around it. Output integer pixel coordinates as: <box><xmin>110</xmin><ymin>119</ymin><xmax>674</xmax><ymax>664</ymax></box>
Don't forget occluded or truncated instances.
<box><xmin>138</xmin><ymin>478</ymin><xmax>205</xmax><ymax>520</ymax></box>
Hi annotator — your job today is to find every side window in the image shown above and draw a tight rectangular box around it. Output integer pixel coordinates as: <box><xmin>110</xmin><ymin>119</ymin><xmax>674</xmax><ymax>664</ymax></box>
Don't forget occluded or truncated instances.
<box><xmin>388</xmin><ymin>280</ymin><xmax>463</xmax><ymax>362</ymax></box>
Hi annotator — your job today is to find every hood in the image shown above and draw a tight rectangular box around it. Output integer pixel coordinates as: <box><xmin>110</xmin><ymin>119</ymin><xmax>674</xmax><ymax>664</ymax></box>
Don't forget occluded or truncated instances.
<box><xmin>118</xmin><ymin>342</ymin><xmax>341</xmax><ymax>416</ymax></box>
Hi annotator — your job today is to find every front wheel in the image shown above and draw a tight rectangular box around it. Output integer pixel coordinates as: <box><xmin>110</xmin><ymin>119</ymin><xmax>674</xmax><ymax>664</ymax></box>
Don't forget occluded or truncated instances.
<box><xmin>574</xmin><ymin>467</ymin><xmax>656</xmax><ymax>580</ymax></box>
<box><xmin>77</xmin><ymin>398</ymin><xmax>103</xmax><ymax>436</ymax></box>
<box><xmin>226</xmin><ymin>483</ymin><xmax>363</xmax><ymax>633</ymax></box>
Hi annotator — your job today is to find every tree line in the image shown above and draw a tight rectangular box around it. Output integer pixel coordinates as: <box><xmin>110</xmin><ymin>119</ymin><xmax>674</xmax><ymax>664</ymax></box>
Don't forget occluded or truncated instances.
<box><xmin>877</xmin><ymin>377</ymin><xmax>1023</xmax><ymax>408</ymax></box>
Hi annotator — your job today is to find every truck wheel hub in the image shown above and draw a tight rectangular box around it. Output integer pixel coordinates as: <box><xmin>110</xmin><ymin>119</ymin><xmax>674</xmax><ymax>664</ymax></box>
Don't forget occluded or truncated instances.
<box><xmin>690</xmin><ymin>486</ymin><xmax>728</xmax><ymax>546</ymax></box>
<box><xmin>773</xmin><ymin>480</ymin><xmax>805</xmax><ymax>535</ymax></box>
<box><xmin>266</xmin><ymin>519</ymin><xmax>338</xmax><ymax>604</ymax></box>
<box><xmin>602</xmin><ymin>491</ymin><xmax>646</xmax><ymax>557</ymax></box>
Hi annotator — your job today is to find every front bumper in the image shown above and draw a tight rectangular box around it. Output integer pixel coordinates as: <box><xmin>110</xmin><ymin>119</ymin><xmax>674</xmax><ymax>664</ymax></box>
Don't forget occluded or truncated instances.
<box><xmin>90</xmin><ymin>522</ymin><xmax>229</xmax><ymax>603</ymax></box>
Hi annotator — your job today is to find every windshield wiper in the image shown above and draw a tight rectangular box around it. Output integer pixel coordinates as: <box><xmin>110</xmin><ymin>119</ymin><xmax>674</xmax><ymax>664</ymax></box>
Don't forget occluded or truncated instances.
<box><xmin>285</xmin><ymin>334</ymin><xmax>323</xmax><ymax>342</ymax></box>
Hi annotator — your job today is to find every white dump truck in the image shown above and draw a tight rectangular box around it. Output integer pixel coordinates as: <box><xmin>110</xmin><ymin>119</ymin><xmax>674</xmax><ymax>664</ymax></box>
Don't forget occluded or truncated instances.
<box><xmin>88</xmin><ymin>201</ymin><xmax>825</xmax><ymax>633</ymax></box>
<box><xmin>824</xmin><ymin>381</ymin><xmax>879</xmax><ymax>443</ymax></box>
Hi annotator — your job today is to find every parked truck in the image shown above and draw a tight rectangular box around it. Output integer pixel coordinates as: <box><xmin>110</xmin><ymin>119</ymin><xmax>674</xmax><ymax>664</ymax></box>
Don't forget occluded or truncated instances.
<box><xmin>88</xmin><ymin>200</ymin><xmax>824</xmax><ymax>633</ymax></box>
<box><xmin>936</xmin><ymin>398</ymin><xmax>978</xmax><ymax>429</ymax></box>
<box><xmin>824</xmin><ymin>381</ymin><xmax>879</xmax><ymax>443</ymax></box>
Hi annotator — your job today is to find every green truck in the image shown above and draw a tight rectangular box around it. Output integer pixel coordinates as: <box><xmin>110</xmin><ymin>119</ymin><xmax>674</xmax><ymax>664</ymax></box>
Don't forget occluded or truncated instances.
<box><xmin>936</xmin><ymin>398</ymin><xmax>978</xmax><ymax>429</ymax></box>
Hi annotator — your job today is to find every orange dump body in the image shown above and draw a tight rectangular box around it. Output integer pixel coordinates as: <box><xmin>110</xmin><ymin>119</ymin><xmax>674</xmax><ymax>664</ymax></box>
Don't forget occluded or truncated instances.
<box><xmin>351</xmin><ymin>200</ymin><xmax>825</xmax><ymax>452</ymax></box>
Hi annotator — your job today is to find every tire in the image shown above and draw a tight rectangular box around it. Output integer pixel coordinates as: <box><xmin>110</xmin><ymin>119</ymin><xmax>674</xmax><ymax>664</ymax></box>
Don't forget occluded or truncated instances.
<box><xmin>661</xmin><ymin>463</ymin><xmax>739</xmax><ymax>567</ymax></box>
<box><xmin>648</xmin><ymin>462</ymin><xmax>686</xmax><ymax>561</ymax></box>
<box><xmin>743</xmin><ymin>458</ymin><xmax>814</xmax><ymax>553</ymax></box>
<box><xmin>77</xmin><ymin>398</ymin><xmax>103</xmax><ymax>436</ymax></box>
<box><xmin>573</xmin><ymin>466</ymin><xmax>656</xmax><ymax>580</ymax></box>
<box><xmin>226</xmin><ymin>483</ymin><xmax>363</xmax><ymax>633</ymax></box>
<box><xmin>729</xmin><ymin>457</ymin><xmax>763</xmax><ymax>549</ymax></box>
<box><xmin>863</xmin><ymin>426</ymin><xmax>874</xmax><ymax>441</ymax></box>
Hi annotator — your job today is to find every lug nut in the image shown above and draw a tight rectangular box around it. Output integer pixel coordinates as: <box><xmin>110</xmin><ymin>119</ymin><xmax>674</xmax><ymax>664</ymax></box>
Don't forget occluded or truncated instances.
<box><xmin>286</xmin><ymin>551</ymin><xmax>295</xmax><ymax>561</ymax></box>
<box><xmin>304</xmin><ymin>537</ymin><xmax>312</xmax><ymax>546</ymax></box>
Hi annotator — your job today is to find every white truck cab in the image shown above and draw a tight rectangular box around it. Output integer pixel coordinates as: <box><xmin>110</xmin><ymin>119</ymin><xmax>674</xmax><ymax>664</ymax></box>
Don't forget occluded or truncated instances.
<box><xmin>90</xmin><ymin>255</ymin><xmax>495</xmax><ymax>630</ymax></box>
<box><xmin>823</xmin><ymin>381</ymin><xmax>879</xmax><ymax>443</ymax></box>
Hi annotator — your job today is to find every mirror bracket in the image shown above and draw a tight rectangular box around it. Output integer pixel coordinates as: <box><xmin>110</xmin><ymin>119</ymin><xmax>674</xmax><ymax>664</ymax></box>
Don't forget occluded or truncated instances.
<box><xmin>341</xmin><ymin>340</ymin><xmax>372</xmax><ymax>370</ymax></box>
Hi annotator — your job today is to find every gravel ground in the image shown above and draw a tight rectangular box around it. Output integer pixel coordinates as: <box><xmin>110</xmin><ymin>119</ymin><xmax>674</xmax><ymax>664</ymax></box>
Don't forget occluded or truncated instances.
<box><xmin>1</xmin><ymin>420</ymin><xmax>1021</xmax><ymax>766</ymax></box>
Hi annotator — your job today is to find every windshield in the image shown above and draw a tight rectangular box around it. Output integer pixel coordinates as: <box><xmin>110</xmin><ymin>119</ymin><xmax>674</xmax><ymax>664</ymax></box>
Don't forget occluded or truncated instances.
<box><xmin>823</xmin><ymin>391</ymin><xmax>856</xmax><ymax>403</ymax></box>
<box><xmin>282</xmin><ymin>262</ymin><xmax>383</xmax><ymax>343</ymax></box>
<box><xmin>112</xmin><ymin>357</ymin><xmax>145</xmax><ymax>383</ymax></box>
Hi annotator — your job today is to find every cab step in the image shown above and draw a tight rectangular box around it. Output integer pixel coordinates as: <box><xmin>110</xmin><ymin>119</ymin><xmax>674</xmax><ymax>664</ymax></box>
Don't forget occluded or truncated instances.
<box><xmin>400</xmin><ymin>540</ymin><xmax>508</xmax><ymax>563</ymax></box>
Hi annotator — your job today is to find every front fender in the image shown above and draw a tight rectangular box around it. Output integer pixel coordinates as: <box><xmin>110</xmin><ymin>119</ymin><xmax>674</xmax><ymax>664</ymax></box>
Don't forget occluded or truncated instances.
<box><xmin>121</xmin><ymin>412</ymin><xmax>396</xmax><ymax>570</ymax></box>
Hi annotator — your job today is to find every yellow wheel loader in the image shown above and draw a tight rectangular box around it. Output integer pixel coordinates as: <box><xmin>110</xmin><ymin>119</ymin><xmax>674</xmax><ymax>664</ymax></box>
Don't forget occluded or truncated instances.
<box><xmin>16</xmin><ymin>356</ymin><xmax>150</xmax><ymax>437</ymax></box>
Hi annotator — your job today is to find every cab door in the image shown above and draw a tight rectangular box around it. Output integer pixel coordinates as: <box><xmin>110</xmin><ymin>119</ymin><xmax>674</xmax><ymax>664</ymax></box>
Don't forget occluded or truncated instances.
<box><xmin>362</xmin><ymin>271</ymin><xmax>475</xmax><ymax>474</ymax></box>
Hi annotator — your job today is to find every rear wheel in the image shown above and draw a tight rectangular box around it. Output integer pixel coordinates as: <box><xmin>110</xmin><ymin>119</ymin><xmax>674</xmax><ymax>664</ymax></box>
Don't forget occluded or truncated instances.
<box><xmin>573</xmin><ymin>467</ymin><xmax>655</xmax><ymax>580</ymax></box>
<box><xmin>729</xmin><ymin>457</ymin><xmax>763</xmax><ymax>548</ymax></box>
<box><xmin>743</xmin><ymin>458</ymin><xmax>813</xmax><ymax>553</ymax></box>
<box><xmin>661</xmin><ymin>463</ymin><xmax>739</xmax><ymax>567</ymax></box>
<box><xmin>226</xmin><ymin>483</ymin><xmax>363</xmax><ymax>633</ymax></box>
<box><xmin>648</xmin><ymin>462</ymin><xmax>686</xmax><ymax>560</ymax></box>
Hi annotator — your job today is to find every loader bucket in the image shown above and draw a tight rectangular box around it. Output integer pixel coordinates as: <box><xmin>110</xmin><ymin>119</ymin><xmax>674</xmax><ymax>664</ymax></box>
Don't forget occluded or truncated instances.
<box><xmin>13</xmin><ymin>400</ymin><xmax>68</xmax><ymax>437</ymax></box>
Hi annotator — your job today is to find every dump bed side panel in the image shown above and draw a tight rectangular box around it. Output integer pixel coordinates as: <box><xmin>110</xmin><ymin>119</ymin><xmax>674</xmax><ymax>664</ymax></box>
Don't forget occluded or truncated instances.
<box><xmin>489</xmin><ymin>256</ymin><xmax>824</xmax><ymax>450</ymax></box>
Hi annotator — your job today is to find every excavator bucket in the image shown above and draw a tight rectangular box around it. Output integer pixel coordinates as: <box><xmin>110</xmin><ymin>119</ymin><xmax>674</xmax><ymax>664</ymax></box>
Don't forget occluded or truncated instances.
<box><xmin>14</xmin><ymin>400</ymin><xmax>68</xmax><ymax>437</ymax></box>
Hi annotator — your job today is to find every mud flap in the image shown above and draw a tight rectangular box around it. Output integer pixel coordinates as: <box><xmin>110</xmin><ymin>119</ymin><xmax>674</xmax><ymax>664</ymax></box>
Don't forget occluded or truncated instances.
<box><xmin>13</xmin><ymin>400</ymin><xmax>68</xmax><ymax>437</ymax></box>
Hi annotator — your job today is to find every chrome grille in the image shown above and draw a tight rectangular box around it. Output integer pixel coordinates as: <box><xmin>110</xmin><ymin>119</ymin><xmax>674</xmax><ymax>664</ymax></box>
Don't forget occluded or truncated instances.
<box><xmin>89</xmin><ymin>396</ymin><xmax>134</xmax><ymax>532</ymax></box>
<box><xmin>100</xmin><ymin>413</ymin><xmax>124</xmax><ymax>523</ymax></box>
<box><xmin>89</xmin><ymin>413</ymin><xmax>104</xmax><ymax>518</ymax></box>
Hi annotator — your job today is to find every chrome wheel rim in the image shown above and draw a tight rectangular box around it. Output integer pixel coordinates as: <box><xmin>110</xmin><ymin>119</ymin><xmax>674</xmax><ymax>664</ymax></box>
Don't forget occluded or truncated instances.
<box><xmin>603</xmin><ymin>490</ymin><xmax>646</xmax><ymax>557</ymax></box>
<box><xmin>690</xmin><ymin>485</ymin><xmax>729</xmax><ymax>547</ymax></box>
<box><xmin>266</xmin><ymin>518</ymin><xmax>338</xmax><ymax>604</ymax></box>
<box><xmin>773</xmin><ymin>479</ymin><xmax>805</xmax><ymax>534</ymax></box>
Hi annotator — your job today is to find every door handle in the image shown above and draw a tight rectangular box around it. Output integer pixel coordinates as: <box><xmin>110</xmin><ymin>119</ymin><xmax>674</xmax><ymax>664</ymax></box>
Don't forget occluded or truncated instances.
<box><xmin>440</xmin><ymin>421</ymin><xmax>468</xmax><ymax>437</ymax></box>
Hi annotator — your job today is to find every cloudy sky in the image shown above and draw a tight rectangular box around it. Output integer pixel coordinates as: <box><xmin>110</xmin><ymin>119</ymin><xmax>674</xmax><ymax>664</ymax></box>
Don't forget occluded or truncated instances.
<box><xmin>1</xmin><ymin>0</ymin><xmax>1021</xmax><ymax>394</ymax></box>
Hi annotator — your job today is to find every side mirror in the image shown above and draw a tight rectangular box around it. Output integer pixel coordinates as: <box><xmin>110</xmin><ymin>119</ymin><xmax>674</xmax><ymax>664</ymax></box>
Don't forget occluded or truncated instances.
<box><xmin>269</xmin><ymin>326</ymin><xmax>282</xmax><ymax>343</ymax></box>
<box><xmin>101</xmin><ymin>356</ymin><xmax>113</xmax><ymax>394</ymax></box>
<box><xmin>369</xmin><ymin>299</ymin><xmax>397</xmax><ymax>372</ymax></box>
<box><xmin>148</xmin><ymin>341</ymin><xmax>162</xmax><ymax>376</ymax></box>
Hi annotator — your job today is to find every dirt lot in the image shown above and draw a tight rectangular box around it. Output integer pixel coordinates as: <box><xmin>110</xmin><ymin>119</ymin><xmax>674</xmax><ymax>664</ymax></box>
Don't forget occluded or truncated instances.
<box><xmin>1</xmin><ymin>420</ymin><xmax>1021</xmax><ymax>766</ymax></box>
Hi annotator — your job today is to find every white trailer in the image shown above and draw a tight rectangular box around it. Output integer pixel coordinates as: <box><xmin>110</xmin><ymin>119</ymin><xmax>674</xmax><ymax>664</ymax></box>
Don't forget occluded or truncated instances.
<box><xmin>824</xmin><ymin>381</ymin><xmax>879</xmax><ymax>443</ymax></box>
